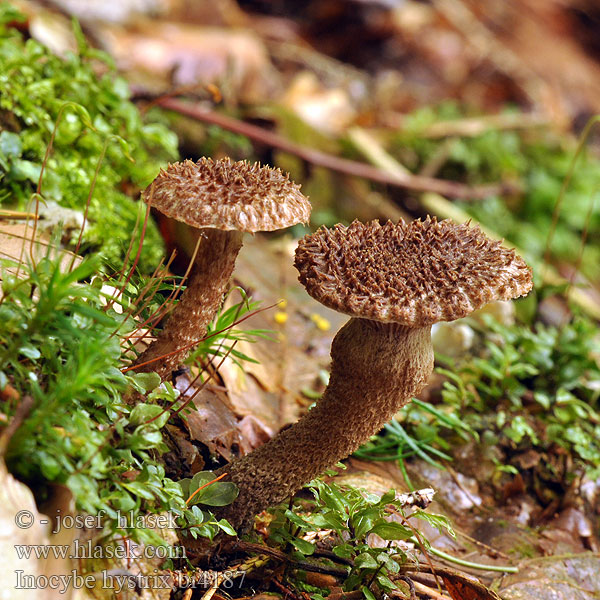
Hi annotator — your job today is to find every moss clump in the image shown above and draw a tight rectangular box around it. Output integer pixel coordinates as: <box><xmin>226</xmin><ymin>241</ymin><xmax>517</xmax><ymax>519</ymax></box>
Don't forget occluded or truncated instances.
<box><xmin>0</xmin><ymin>6</ymin><xmax>178</xmax><ymax>271</ymax></box>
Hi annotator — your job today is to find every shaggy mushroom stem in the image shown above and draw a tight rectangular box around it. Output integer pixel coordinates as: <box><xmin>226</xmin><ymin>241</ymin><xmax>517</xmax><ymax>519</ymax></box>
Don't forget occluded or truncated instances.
<box><xmin>134</xmin><ymin>229</ymin><xmax>244</xmax><ymax>379</ymax></box>
<box><xmin>216</xmin><ymin>317</ymin><xmax>434</xmax><ymax>529</ymax></box>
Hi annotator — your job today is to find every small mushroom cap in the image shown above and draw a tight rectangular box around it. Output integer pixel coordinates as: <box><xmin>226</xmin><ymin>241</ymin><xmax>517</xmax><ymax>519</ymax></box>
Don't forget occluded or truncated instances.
<box><xmin>143</xmin><ymin>158</ymin><xmax>311</xmax><ymax>232</ymax></box>
<box><xmin>294</xmin><ymin>218</ymin><xmax>533</xmax><ymax>327</ymax></box>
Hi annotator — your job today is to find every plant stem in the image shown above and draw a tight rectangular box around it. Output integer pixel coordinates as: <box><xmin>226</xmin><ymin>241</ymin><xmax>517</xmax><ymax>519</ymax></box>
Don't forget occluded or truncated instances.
<box><xmin>422</xmin><ymin>544</ymin><xmax>518</xmax><ymax>573</ymax></box>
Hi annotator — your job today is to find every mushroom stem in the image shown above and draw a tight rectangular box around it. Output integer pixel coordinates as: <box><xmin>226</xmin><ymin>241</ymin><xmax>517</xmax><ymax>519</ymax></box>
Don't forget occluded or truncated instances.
<box><xmin>134</xmin><ymin>229</ymin><xmax>244</xmax><ymax>379</ymax></box>
<box><xmin>216</xmin><ymin>318</ymin><xmax>434</xmax><ymax>529</ymax></box>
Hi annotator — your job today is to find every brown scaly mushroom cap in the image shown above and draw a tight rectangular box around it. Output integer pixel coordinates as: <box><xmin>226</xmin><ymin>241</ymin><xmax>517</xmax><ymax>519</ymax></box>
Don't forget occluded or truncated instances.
<box><xmin>133</xmin><ymin>157</ymin><xmax>310</xmax><ymax>381</ymax></box>
<box><xmin>143</xmin><ymin>158</ymin><xmax>311</xmax><ymax>232</ymax></box>
<box><xmin>295</xmin><ymin>217</ymin><xmax>532</xmax><ymax>326</ymax></box>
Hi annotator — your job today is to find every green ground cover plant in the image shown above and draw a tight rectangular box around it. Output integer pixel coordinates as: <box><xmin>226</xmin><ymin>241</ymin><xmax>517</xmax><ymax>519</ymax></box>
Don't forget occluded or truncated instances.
<box><xmin>440</xmin><ymin>314</ymin><xmax>600</xmax><ymax>478</ymax></box>
<box><xmin>0</xmin><ymin>243</ymin><xmax>243</xmax><ymax>544</ymax></box>
<box><xmin>359</xmin><ymin>312</ymin><xmax>600</xmax><ymax>485</ymax></box>
<box><xmin>355</xmin><ymin>399</ymin><xmax>477</xmax><ymax>485</ymax></box>
<box><xmin>2</xmin><ymin>6</ymin><xmax>598</xmax><ymax>595</ymax></box>
<box><xmin>0</xmin><ymin>6</ymin><xmax>262</xmax><ymax>551</ymax></box>
<box><xmin>268</xmin><ymin>474</ymin><xmax>453</xmax><ymax>600</ymax></box>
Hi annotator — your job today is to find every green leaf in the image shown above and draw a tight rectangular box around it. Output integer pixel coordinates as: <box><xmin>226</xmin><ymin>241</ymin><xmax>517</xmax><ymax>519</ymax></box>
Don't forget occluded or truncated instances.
<box><xmin>192</xmin><ymin>481</ymin><xmax>239</xmax><ymax>507</ymax></box>
<box><xmin>0</xmin><ymin>4</ymin><xmax>26</xmax><ymax>25</ymax></box>
<box><xmin>369</xmin><ymin>521</ymin><xmax>413</xmax><ymax>541</ymax></box>
<box><xmin>411</xmin><ymin>510</ymin><xmax>455</xmax><ymax>537</ymax></box>
<box><xmin>533</xmin><ymin>391</ymin><xmax>551</xmax><ymax>409</ymax></box>
<box><xmin>189</xmin><ymin>471</ymin><xmax>216</xmax><ymax>489</ymax></box>
<box><xmin>178</xmin><ymin>478</ymin><xmax>192</xmax><ymax>499</ymax></box>
<box><xmin>121</xmin><ymin>481</ymin><xmax>156</xmax><ymax>501</ymax></box>
<box><xmin>361</xmin><ymin>586</ymin><xmax>377</xmax><ymax>600</ymax></box>
<box><xmin>352</xmin><ymin>508</ymin><xmax>379</xmax><ymax>540</ymax></box>
<box><xmin>19</xmin><ymin>345</ymin><xmax>41</xmax><ymax>360</ymax></box>
<box><xmin>11</xmin><ymin>159</ymin><xmax>42</xmax><ymax>183</ymax></box>
<box><xmin>378</xmin><ymin>552</ymin><xmax>400</xmax><ymax>573</ymax></box>
<box><xmin>290</xmin><ymin>536</ymin><xmax>315</xmax><ymax>555</ymax></box>
<box><xmin>284</xmin><ymin>509</ymin><xmax>312</xmax><ymax>529</ymax></box>
<box><xmin>332</xmin><ymin>544</ymin><xmax>354</xmax><ymax>559</ymax></box>
<box><xmin>0</xmin><ymin>131</ymin><xmax>22</xmax><ymax>157</ymax></box>
<box><xmin>354</xmin><ymin>552</ymin><xmax>378</xmax><ymax>569</ymax></box>
<box><xmin>129</xmin><ymin>403</ymin><xmax>168</xmax><ymax>427</ymax></box>
<box><xmin>379</xmin><ymin>490</ymin><xmax>396</xmax><ymax>505</ymax></box>
<box><xmin>39</xmin><ymin>452</ymin><xmax>62</xmax><ymax>479</ymax></box>
<box><xmin>129</xmin><ymin>372</ymin><xmax>161</xmax><ymax>394</ymax></box>
<box><xmin>376</xmin><ymin>573</ymin><xmax>396</xmax><ymax>591</ymax></box>
<box><xmin>217</xmin><ymin>519</ymin><xmax>237</xmax><ymax>536</ymax></box>
<box><xmin>310</xmin><ymin>511</ymin><xmax>346</xmax><ymax>531</ymax></box>
<box><xmin>128</xmin><ymin>429</ymin><xmax>164</xmax><ymax>449</ymax></box>
<box><xmin>184</xmin><ymin>473</ymin><xmax>239</xmax><ymax>507</ymax></box>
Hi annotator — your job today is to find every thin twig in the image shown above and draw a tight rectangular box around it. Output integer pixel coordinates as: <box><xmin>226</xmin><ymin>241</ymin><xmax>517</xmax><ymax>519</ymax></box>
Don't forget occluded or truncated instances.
<box><xmin>394</xmin><ymin>575</ymin><xmax>417</xmax><ymax>600</ymax></box>
<box><xmin>440</xmin><ymin>459</ymin><xmax>484</xmax><ymax>514</ymax></box>
<box><xmin>131</xmin><ymin>300</ymin><xmax>276</xmax><ymax>432</ymax></box>
<box><xmin>71</xmin><ymin>137</ymin><xmax>108</xmax><ymax>267</ymax></box>
<box><xmin>145</xmin><ymin>236</ymin><xmax>201</xmax><ymax>331</ymax></box>
<box><xmin>105</xmin><ymin>202</ymin><xmax>151</xmax><ymax>312</ymax></box>
<box><xmin>26</xmin><ymin>107</ymin><xmax>65</xmax><ymax>270</ymax></box>
<box><xmin>121</xmin><ymin>301</ymin><xmax>277</xmax><ymax>373</ymax></box>
<box><xmin>563</xmin><ymin>194</ymin><xmax>595</xmax><ymax>327</ymax></box>
<box><xmin>0</xmin><ymin>210</ymin><xmax>38</xmax><ymax>220</ymax></box>
<box><xmin>386</xmin><ymin>111</ymin><xmax>549</xmax><ymax>139</ymax></box>
<box><xmin>198</xmin><ymin>554</ymin><xmax>270</xmax><ymax>600</ymax></box>
<box><xmin>327</xmin><ymin>591</ymin><xmax>363</xmax><ymax>600</ymax></box>
<box><xmin>235</xmin><ymin>541</ymin><xmax>349</xmax><ymax>578</ymax></box>
<box><xmin>122</xmin><ymin>236</ymin><xmax>201</xmax><ymax>348</ymax></box>
<box><xmin>389</xmin><ymin>510</ymin><xmax>443</xmax><ymax>594</ymax></box>
<box><xmin>111</xmin><ymin>197</ymin><xmax>146</xmax><ymax>281</ymax></box>
<box><xmin>270</xmin><ymin>576</ymin><xmax>306</xmax><ymax>600</ymax></box>
<box><xmin>178</xmin><ymin>287</ymin><xmax>250</xmax><ymax>399</ymax></box>
<box><xmin>113</xmin><ymin>254</ymin><xmax>173</xmax><ymax>343</ymax></box>
<box><xmin>180</xmin><ymin>286</ymin><xmax>261</xmax><ymax>399</ymax></box>
<box><xmin>411</xmin><ymin>580</ymin><xmax>452</xmax><ymax>600</ymax></box>
<box><xmin>144</xmin><ymin>97</ymin><xmax>512</xmax><ymax>200</ymax></box>
<box><xmin>312</xmin><ymin>548</ymin><xmax>354</xmax><ymax>567</ymax></box>
<box><xmin>113</xmin><ymin>255</ymin><xmax>169</xmax><ymax>341</ymax></box>
<box><xmin>452</xmin><ymin>528</ymin><xmax>511</xmax><ymax>561</ymax></box>
<box><xmin>543</xmin><ymin>117</ymin><xmax>600</xmax><ymax>274</ymax></box>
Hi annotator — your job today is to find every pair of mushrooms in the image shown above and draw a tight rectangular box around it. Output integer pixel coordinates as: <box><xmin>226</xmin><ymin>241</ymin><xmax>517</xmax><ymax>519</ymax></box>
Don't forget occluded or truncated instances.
<box><xmin>137</xmin><ymin>158</ymin><xmax>533</xmax><ymax>530</ymax></box>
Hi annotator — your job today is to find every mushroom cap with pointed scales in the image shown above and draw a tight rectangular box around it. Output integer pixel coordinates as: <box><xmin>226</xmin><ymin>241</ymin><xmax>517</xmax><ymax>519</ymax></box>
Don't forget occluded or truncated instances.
<box><xmin>294</xmin><ymin>218</ymin><xmax>533</xmax><ymax>327</ymax></box>
<box><xmin>143</xmin><ymin>158</ymin><xmax>311</xmax><ymax>232</ymax></box>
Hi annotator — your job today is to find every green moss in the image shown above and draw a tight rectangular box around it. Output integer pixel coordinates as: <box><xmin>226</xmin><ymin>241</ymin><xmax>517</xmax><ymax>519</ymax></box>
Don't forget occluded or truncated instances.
<box><xmin>509</xmin><ymin>542</ymin><xmax>538</xmax><ymax>559</ymax></box>
<box><xmin>0</xmin><ymin>6</ymin><xmax>178</xmax><ymax>272</ymax></box>
<box><xmin>0</xmin><ymin>244</ymin><xmax>240</xmax><ymax>542</ymax></box>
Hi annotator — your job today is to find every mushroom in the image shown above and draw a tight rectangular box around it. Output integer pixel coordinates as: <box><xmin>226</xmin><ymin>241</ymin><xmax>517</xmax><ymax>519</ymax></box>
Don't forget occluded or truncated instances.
<box><xmin>217</xmin><ymin>217</ymin><xmax>533</xmax><ymax>529</ymax></box>
<box><xmin>134</xmin><ymin>158</ymin><xmax>311</xmax><ymax>379</ymax></box>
